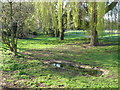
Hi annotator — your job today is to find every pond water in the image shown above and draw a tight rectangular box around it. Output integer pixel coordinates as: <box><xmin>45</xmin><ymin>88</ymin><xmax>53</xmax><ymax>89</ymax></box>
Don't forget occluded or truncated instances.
<box><xmin>51</xmin><ymin>63</ymin><xmax>103</xmax><ymax>77</ymax></box>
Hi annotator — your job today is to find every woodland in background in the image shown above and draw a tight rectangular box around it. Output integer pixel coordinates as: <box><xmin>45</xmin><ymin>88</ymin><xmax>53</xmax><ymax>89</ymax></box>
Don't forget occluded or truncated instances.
<box><xmin>0</xmin><ymin>1</ymin><xmax>119</xmax><ymax>55</ymax></box>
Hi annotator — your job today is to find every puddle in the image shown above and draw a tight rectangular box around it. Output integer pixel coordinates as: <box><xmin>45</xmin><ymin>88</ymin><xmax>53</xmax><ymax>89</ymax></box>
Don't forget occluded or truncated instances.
<box><xmin>43</xmin><ymin>60</ymin><xmax>109</xmax><ymax>77</ymax></box>
<box><xmin>50</xmin><ymin>63</ymin><xmax>103</xmax><ymax>77</ymax></box>
<box><xmin>52</xmin><ymin>63</ymin><xmax>61</xmax><ymax>68</ymax></box>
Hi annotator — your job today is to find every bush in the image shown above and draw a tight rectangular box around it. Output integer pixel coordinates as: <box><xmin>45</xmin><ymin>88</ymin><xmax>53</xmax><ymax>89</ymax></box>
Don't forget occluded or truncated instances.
<box><xmin>33</xmin><ymin>32</ymin><xmax>37</xmax><ymax>35</ymax></box>
<box><xmin>1</xmin><ymin>63</ymin><xmax>27</xmax><ymax>71</ymax></box>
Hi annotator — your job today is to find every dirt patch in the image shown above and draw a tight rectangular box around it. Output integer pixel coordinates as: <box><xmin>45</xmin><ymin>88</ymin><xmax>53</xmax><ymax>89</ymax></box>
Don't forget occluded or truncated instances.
<box><xmin>81</xmin><ymin>44</ymin><xmax>92</xmax><ymax>48</ymax></box>
<box><xmin>42</xmin><ymin>60</ymin><xmax>109</xmax><ymax>76</ymax></box>
<box><xmin>22</xmin><ymin>50</ymin><xmax>54</xmax><ymax>60</ymax></box>
<box><xmin>39</xmin><ymin>83</ymin><xmax>47</xmax><ymax>87</ymax></box>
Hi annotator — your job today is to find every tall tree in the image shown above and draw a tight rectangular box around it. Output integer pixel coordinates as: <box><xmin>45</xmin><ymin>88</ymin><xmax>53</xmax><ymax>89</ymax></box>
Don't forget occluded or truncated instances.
<box><xmin>89</xmin><ymin>2</ymin><xmax>98</xmax><ymax>46</ymax></box>
<box><xmin>58</xmin><ymin>0</ymin><xmax>64</xmax><ymax>40</ymax></box>
<box><xmin>88</xmin><ymin>1</ymin><xmax>118</xmax><ymax>46</ymax></box>
<box><xmin>72</xmin><ymin>1</ymin><xmax>80</xmax><ymax>30</ymax></box>
<box><xmin>51</xmin><ymin>2</ymin><xmax>59</xmax><ymax>37</ymax></box>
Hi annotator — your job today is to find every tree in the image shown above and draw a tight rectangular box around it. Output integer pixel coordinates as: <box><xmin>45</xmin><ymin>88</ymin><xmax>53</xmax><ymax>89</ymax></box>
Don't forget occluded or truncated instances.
<box><xmin>72</xmin><ymin>1</ymin><xmax>80</xmax><ymax>30</ymax></box>
<box><xmin>32</xmin><ymin>1</ymin><xmax>118</xmax><ymax>42</ymax></box>
<box><xmin>89</xmin><ymin>2</ymin><xmax>98</xmax><ymax>46</ymax></box>
<box><xmin>1</xmin><ymin>1</ymin><xmax>18</xmax><ymax>56</ymax></box>
<box><xmin>105</xmin><ymin>1</ymin><xmax>118</xmax><ymax>14</ymax></box>
<box><xmin>89</xmin><ymin>1</ymin><xmax>118</xmax><ymax>46</ymax></box>
<box><xmin>58</xmin><ymin>0</ymin><xmax>64</xmax><ymax>40</ymax></box>
<box><xmin>1</xmin><ymin>1</ymin><xmax>35</xmax><ymax>56</ymax></box>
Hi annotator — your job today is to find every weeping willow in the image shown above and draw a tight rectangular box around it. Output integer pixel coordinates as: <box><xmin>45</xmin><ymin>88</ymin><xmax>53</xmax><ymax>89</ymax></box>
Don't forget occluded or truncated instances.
<box><xmin>46</xmin><ymin>2</ymin><xmax>52</xmax><ymax>34</ymax></box>
<box><xmin>106</xmin><ymin>3</ymin><xmax>117</xmax><ymax>36</ymax></box>
<box><xmin>88</xmin><ymin>2</ymin><xmax>94</xmax><ymax>34</ymax></box>
<box><xmin>51</xmin><ymin>2</ymin><xmax>58</xmax><ymax>37</ymax></box>
<box><xmin>81</xmin><ymin>2</ymin><xmax>87</xmax><ymax>30</ymax></box>
<box><xmin>34</xmin><ymin>2</ymin><xmax>58</xmax><ymax>36</ymax></box>
<box><xmin>58</xmin><ymin>0</ymin><xmax>63</xmax><ymax>30</ymax></box>
<box><xmin>42</xmin><ymin>2</ymin><xmax>50</xmax><ymax>34</ymax></box>
<box><xmin>97</xmin><ymin>2</ymin><xmax>105</xmax><ymax>36</ymax></box>
<box><xmin>118</xmin><ymin>2</ymin><xmax>120</xmax><ymax>33</ymax></box>
<box><xmin>67</xmin><ymin>4</ymin><xmax>71</xmax><ymax>30</ymax></box>
<box><xmin>114</xmin><ymin>7</ymin><xmax>118</xmax><ymax>31</ymax></box>
<box><xmin>34</xmin><ymin>2</ymin><xmax>42</xmax><ymax>30</ymax></box>
<box><xmin>110</xmin><ymin>11</ymin><xmax>115</xmax><ymax>36</ymax></box>
<box><xmin>72</xmin><ymin>0</ymin><xmax>79</xmax><ymax>29</ymax></box>
<box><xmin>58</xmin><ymin>0</ymin><xmax>64</xmax><ymax>40</ymax></box>
<box><xmin>107</xmin><ymin>10</ymin><xmax>111</xmax><ymax>36</ymax></box>
<box><xmin>37</xmin><ymin>2</ymin><xmax>46</xmax><ymax>33</ymax></box>
<box><xmin>88</xmin><ymin>2</ymin><xmax>105</xmax><ymax>36</ymax></box>
<box><xmin>104</xmin><ymin>1</ymin><xmax>119</xmax><ymax>36</ymax></box>
<box><xmin>25</xmin><ymin>3</ymin><xmax>36</xmax><ymax>33</ymax></box>
<box><xmin>34</xmin><ymin>2</ymin><xmax>48</xmax><ymax>34</ymax></box>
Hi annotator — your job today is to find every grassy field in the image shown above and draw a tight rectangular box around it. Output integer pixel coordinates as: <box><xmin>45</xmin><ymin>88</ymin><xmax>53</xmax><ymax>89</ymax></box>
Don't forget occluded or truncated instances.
<box><xmin>0</xmin><ymin>30</ymin><xmax>119</xmax><ymax>88</ymax></box>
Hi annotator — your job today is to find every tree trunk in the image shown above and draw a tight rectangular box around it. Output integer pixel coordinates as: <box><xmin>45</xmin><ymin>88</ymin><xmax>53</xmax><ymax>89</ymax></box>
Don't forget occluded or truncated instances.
<box><xmin>55</xmin><ymin>29</ymin><xmax>59</xmax><ymax>37</ymax></box>
<box><xmin>10</xmin><ymin>2</ymin><xmax>15</xmax><ymax>53</ymax></box>
<box><xmin>60</xmin><ymin>15</ymin><xmax>64</xmax><ymax>40</ymax></box>
<box><xmin>49</xmin><ymin>29</ymin><xmax>55</xmax><ymax>37</ymax></box>
<box><xmin>91</xmin><ymin>28</ymin><xmax>99</xmax><ymax>46</ymax></box>
<box><xmin>58</xmin><ymin>1</ymin><xmax>64</xmax><ymax>40</ymax></box>
<box><xmin>60</xmin><ymin>29</ymin><xmax>64</xmax><ymax>40</ymax></box>
<box><xmin>10</xmin><ymin>2</ymin><xmax>17</xmax><ymax>56</ymax></box>
<box><xmin>90</xmin><ymin>2</ymin><xmax>99</xmax><ymax>46</ymax></box>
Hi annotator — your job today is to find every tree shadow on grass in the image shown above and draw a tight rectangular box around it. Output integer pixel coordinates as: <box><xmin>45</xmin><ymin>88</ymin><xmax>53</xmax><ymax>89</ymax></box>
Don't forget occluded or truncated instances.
<box><xmin>16</xmin><ymin>35</ymin><xmax>119</xmax><ymax>80</ymax></box>
<box><xmin>99</xmin><ymin>43</ymin><xmax>119</xmax><ymax>46</ymax></box>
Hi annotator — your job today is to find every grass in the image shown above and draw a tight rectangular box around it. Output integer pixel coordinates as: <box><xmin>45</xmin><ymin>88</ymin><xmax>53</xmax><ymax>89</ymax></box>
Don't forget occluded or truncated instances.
<box><xmin>0</xmin><ymin>30</ymin><xmax>119</xmax><ymax>88</ymax></box>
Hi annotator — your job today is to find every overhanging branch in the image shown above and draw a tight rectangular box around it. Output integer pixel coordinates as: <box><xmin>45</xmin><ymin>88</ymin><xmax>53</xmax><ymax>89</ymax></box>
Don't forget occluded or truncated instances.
<box><xmin>105</xmin><ymin>0</ymin><xmax>118</xmax><ymax>14</ymax></box>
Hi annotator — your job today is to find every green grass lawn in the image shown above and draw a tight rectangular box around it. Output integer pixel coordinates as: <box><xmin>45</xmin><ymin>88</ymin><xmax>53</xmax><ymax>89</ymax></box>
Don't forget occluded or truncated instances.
<box><xmin>0</xmin><ymin>30</ymin><xmax>119</xmax><ymax>88</ymax></box>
